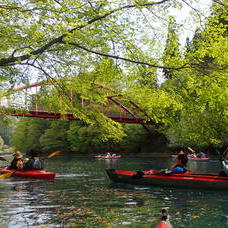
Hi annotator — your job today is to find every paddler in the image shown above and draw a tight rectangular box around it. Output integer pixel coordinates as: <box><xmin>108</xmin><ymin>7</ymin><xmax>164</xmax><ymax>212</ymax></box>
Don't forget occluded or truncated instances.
<box><xmin>219</xmin><ymin>158</ymin><xmax>228</xmax><ymax>176</ymax></box>
<box><xmin>8</xmin><ymin>151</ymin><xmax>24</xmax><ymax>170</ymax></box>
<box><xmin>24</xmin><ymin>149</ymin><xmax>44</xmax><ymax>170</ymax></box>
<box><xmin>218</xmin><ymin>148</ymin><xmax>228</xmax><ymax>176</ymax></box>
<box><xmin>134</xmin><ymin>151</ymin><xmax>189</xmax><ymax>178</ymax></box>
<box><xmin>167</xmin><ymin>151</ymin><xmax>188</xmax><ymax>174</ymax></box>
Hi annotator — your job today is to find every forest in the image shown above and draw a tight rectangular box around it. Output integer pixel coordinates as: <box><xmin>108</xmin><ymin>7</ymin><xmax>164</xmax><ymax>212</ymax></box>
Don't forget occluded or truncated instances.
<box><xmin>0</xmin><ymin>0</ymin><xmax>227</xmax><ymax>155</ymax></box>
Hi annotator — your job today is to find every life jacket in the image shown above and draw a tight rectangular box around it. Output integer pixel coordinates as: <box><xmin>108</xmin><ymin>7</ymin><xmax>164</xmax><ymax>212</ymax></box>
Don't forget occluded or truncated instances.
<box><xmin>9</xmin><ymin>158</ymin><xmax>23</xmax><ymax>170</ymax></box>
<box><xmin>24</xmin><ymin>157</ymin><xmax>43</xmax><ymax>170</ymax></box>
<box><xmin>32</xmin><ymin>157</ymin><xmax>43</xmax><ymax>170</ymax></box>
<box><xmin>171</xmin><ymin>165</ymin><xmax>187</xmax><ymax>174</ymax></box>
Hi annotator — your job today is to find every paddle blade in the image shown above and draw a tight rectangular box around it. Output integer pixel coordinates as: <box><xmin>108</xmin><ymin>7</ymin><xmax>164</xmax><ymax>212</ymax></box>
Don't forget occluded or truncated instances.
<box><xmin>47</xmin><ymin>151</ymin><xmax>61</xmax><ymax>158</ymax></box>
<box><xmin>0</xmin><ymin>157</ymin><xmax>8</xmax><ymax>162</ymax></box>
<box><xmin>188</xmin><ymin>147</ymin><xmax>195</xmax><ymax>153</ymax></box>
<box><xmin>0</xmin><ymin>172</ymin><xmax>14</xmax><ymax>179</ymax></box>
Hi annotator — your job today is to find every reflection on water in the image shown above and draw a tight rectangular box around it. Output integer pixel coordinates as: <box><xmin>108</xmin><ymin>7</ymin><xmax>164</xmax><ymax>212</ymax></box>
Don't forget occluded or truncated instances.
<box><xmin>0</xmin><ymin>179</ymin><xmax>57</xmax><ymax>228</ymax></box>
<box><xmin>0</xmin><ymin>155</ymin><xmax>227</xmax><ymax>227</ymax></box>
<box><xmin>103</xmin><ymin>158</ymin><xmax>119</xmax><ymax>169</ymax></box>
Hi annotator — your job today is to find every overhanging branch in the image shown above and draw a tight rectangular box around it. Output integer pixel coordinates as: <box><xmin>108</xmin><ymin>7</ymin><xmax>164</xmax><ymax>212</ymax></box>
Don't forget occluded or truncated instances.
<box><xmin>0</xmin><ymin>0</ymin><xmax>169</xmax><ymax>67</ymax></box>
<box><xmin>63</xmin><ymin>41</ymin><xmax>190</xmax><ymax>70</ymax></box>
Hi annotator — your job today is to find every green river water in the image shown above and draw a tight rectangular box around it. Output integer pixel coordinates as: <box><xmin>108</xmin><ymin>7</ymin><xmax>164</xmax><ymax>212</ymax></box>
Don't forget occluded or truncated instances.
<box><xmin>0</xmin><ymin>155</ymin><xmax>227</xmax><ymax>228</ymax></box>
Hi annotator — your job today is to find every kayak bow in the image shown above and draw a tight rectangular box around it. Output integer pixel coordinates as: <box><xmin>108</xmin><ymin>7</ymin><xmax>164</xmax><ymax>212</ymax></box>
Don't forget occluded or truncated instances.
<box><xmin>0</xmin><ymin>167</ymin><xmax>56</xmax><ymax>179</ymax></box>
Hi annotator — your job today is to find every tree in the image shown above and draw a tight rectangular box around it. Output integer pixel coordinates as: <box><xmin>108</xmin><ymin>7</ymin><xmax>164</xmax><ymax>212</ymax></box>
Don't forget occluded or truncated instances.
<box><xmin>39</xmin><ymin>120</ymin><xmax>70</xmax><ymax>152</ymax></box>
<box><xmin>5</xmin><ymin>0</ymin><xmax>227</xmax><ymax>151</ymax></box>
<box><xmin>11</xmin><ymin>118</ymin><xmax>50</xmax><ymax>153</ymax></box>
<box><xmin>162</xmin><ymin>17</ymin><xmax>181</xmax><ymax>79</ymax></box>
<box><xmin>0</xmin><ymin>0</ymin><xmax>207</xmax><ymax>95</ymax></box>
<box><xmin>160</xmin><ymin>0</ymin><xmax>228</xmax><ymax>148</ymax></box>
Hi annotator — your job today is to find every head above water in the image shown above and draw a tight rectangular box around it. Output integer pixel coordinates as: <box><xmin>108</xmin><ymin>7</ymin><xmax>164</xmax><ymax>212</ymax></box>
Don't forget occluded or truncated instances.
<box><xmin>161</xmin><ymin>208</ymin><xmax>168</xmax><ymax>221</ymax></box>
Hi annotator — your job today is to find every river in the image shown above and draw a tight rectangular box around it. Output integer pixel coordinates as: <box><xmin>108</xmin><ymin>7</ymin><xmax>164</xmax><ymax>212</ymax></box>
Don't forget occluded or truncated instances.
<box><xmin>0</xmin><ymin>155</ymin><xmax>227</xmax><ymax>228</ymax></box>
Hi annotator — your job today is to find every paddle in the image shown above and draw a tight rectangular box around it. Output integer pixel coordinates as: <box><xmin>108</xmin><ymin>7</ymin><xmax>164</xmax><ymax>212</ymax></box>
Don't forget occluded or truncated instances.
<box><xmin>187</xmin><ymin>147</ymin><xmax>196</xmax><ymax>153</ymax></box>
<box><xmin>47</xmin><ymin>150</ymin><xmax>61</xmax><ymax>158</ymax></box>
<box><xmin>0</xmin><ymin>157</ymin><xmax>11</xmax><ymax>178</ymax></box>
<box><xmin>0</xmin><ymin>157</ymin><xmax>8</xmax><ymax>162</ymax></box>
<box><xmin>0</xmin><ymin>171</ymin><xmax>14</xmax><ymax>179</ymax></box>
<box><xmin>0</xmin><ymin>158</ymin><xmax>24</xmax><ymax>179</ymax></box>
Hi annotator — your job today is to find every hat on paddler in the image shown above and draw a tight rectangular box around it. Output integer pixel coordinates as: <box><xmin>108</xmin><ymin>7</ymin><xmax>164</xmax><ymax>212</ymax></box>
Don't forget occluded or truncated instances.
<box><xmin>13</xmin><ymin>151</ymin><xmax>23</xmax><ymax>159</ymax></box>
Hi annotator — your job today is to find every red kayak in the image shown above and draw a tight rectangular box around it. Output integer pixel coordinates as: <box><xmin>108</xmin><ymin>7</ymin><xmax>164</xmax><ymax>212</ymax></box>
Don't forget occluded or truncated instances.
<box><xmin>0</xmin><ymin>167</ymin><xmax>56</xmax><ymax>179</ymax></box>
<box><xmin>106</xmin><ymin>169</ymin><xmax>228</xmax><ymax>190</ymax></box>
<box><xmin>95</xmin><ymin>155</ymin><xmax>121</xmax><ymax>159</ymax></box>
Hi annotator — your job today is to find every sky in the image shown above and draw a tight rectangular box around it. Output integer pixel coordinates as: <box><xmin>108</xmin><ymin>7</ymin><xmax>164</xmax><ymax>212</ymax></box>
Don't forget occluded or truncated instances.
<box><xmin>135</xmin><ymin>0</ymin><xmax>213</xmax><ymax>55</ymax></box>
<box><xmin>171</xmin><ymin>0</ymin><xmax>212</xmax><ymax>44</ymax></box>
<box><xmin>131</xmin><ymin>0</ymin><xmax>213</xmax><ymax>84</ymax></box>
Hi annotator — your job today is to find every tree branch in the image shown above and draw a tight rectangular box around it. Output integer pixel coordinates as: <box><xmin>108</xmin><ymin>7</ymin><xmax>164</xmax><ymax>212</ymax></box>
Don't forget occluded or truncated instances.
<box><xmin>214</xmin><ymin>0</ymin><xmax>227</xmax><ymax>7</ymax></box>
<box><xmin>0</xmin><ymin>0</ymin><xmax>168</xmax><ymax>67</ymax></box>
<box><xmin>180</xmin><ymin>0</ymin><xmax>205</xmax><ymax>29</ymax></box>
<box><xmin>62</xmin><ymin>40</ymin><xmax>189</xmax><ymax>70</ymax></box>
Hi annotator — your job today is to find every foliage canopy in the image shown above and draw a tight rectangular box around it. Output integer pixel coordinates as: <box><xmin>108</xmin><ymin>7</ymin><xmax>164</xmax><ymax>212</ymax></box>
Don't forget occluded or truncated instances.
<box><xmin>2</xmin><ymin>0</ymin><xmax>228</xmax><ymax>151</ymax></box>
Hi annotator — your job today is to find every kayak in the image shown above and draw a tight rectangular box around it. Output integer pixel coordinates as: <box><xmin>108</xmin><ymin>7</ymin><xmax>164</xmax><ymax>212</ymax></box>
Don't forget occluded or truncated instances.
<box><xmin>106</xmin><ymin>169</ymin><xmax>228</xmax><ymax>190</ymax></box>
<box><xmin>95</xmin><ymin>155</ymin><xmax>121</xmax><ymax>159</ymax></box>
<box><xmin>0</xmin><ymin>167</ymin><xmax>56</xmax><ymax>180</ymax></box>
<box><xmin>171</xmin><ymin>155</ymin><xmax>209</xmax><ymax>160</ymax></box>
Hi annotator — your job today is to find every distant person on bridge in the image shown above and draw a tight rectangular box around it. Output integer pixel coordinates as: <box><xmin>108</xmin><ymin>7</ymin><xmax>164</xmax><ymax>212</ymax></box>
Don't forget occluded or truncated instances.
<box><xmin>23</xmin><ymin>149</ymin><xmax>44</xmax><ymax>170</ymax></box>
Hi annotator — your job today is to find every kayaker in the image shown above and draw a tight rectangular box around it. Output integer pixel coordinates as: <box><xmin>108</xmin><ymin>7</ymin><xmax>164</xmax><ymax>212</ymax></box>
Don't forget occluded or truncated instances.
<box><xmin>167</xmin><ymin>151</ymin><xmax>188</xmax><ymax>174</ymax></box>
<box><xmin>24</xmin><ymin>149</ymin><xmax>44</xmax><ymax>170</ymax></box>
<box><xmin>196</xmin><ymin>151</ymin><xmax>206</xmax><ymax>158</ymax></box>
<box><xmin>189</xmin><ymin>153</ymin><xmax>197</xmax><ymax>158</ymax></box>
<box><xmin>8</xmin><ymin>151</ymin><xmax>24</xmax><ymax>170</ymax></box>
<box><xmin>105</xmin><ymin>152</ymin><xmax>111</xmax><ymax>157</ymax></box>
<box><xmin>219</xmin><ymin>158</ymin><xmax>228</xmax><ymax>176</ymax></box>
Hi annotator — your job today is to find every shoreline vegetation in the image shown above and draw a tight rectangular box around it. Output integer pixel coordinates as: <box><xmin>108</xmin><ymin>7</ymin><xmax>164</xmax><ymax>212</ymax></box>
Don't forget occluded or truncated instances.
<box><xmin>3</xmin><ymin>117</ymin><xmax>225</xmax><ymax>158</ymax></box>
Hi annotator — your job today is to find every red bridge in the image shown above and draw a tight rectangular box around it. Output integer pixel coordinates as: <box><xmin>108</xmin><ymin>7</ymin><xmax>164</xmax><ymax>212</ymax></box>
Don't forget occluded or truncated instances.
<box><xmin>1</xmin><ymin>79</ymin><xmax>158</xmax><ymax>133</ymax></box>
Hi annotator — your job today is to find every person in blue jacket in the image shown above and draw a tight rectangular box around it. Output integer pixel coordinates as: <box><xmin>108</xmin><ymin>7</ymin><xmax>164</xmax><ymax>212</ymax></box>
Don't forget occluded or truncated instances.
<box><xmin>168</xmin><ymin>151</ymin><xmax>188</xmax><ymax>174</ymax></box>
